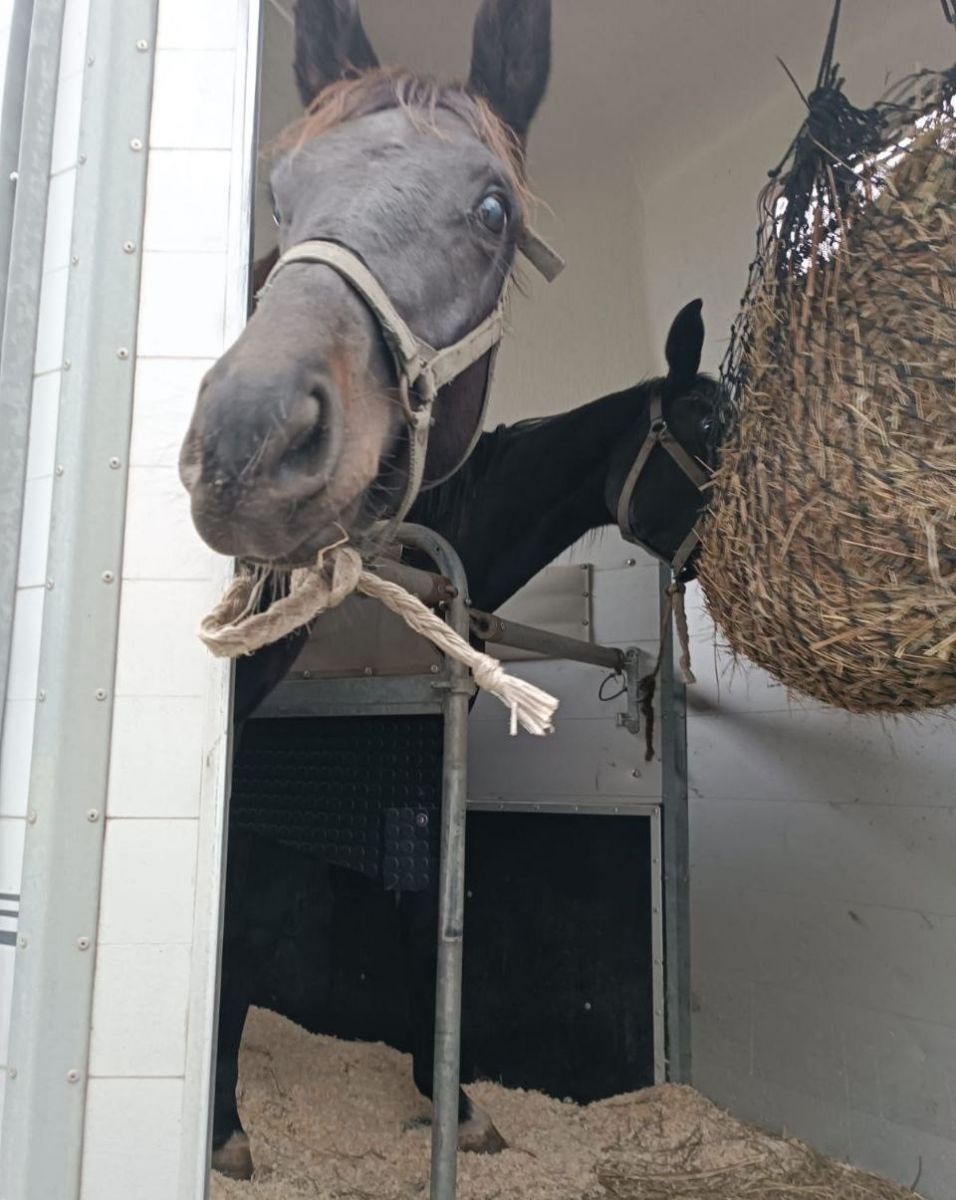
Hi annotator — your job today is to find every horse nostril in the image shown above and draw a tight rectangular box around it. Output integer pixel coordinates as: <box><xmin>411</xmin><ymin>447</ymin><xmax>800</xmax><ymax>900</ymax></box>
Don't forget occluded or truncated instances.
<box><xmin>278</xmin><ymin>387</ymin><xmax>334</xmax><ymax>487</ymax></box>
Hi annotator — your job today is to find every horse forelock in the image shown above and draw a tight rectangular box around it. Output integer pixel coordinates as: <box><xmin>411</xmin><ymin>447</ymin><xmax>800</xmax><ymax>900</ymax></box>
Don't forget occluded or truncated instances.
<box><xmin>268</xmin><ymin>68</ymin><xmax>534</xmax><ymax>221</ymax></box>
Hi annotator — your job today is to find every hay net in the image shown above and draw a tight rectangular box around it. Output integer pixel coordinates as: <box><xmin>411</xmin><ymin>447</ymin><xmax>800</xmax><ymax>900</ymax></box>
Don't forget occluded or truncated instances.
<box><xmin>699</xmin><ymin>0</ymin><xmax>956</xmax><ymax>713</ymax></box>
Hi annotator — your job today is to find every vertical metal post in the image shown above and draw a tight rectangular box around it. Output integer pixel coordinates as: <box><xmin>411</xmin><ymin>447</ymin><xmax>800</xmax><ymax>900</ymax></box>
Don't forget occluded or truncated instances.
<box><xmin>0</xmin><ymin>0</ymin><xmax>65</xmax><ymax>763</ymax></box>
<box><xmin>658</xmin><ymin>563</ymin><xmax>691</xmax><ymax>1081</ymax></box>
<box><xmin>396</xmin><ymin>525</ymin><xmax>474</xmax><ymax>1200</ymax></box>
<box><xmin>0</xmin><ymin>4</ymin><xmax>159</xmax><ymax>1197</ymax></box>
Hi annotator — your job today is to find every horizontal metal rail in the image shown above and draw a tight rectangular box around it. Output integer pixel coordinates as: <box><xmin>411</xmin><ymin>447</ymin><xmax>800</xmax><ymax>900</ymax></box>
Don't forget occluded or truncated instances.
<box><xmin>470</xmin><ymin>609</ymin><xmax>625</xmax><ymax>672</ymax></box>
<box><xmin>366</xmin><ymin>558</ymin><xmax>457</xmax><ymax>606</ymax></box>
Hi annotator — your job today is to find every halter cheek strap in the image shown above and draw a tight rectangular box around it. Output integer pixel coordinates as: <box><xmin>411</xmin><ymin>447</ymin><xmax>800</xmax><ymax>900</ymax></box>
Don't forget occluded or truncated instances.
<box><xmin>616</xmin><ymin>391</ymin><xmax>710</xmax><ymax>576</ymax></box>
<box><xmin>257</xmin><ymin>229</ymin><xmax>564</xmax><ymax>525</ymax></box>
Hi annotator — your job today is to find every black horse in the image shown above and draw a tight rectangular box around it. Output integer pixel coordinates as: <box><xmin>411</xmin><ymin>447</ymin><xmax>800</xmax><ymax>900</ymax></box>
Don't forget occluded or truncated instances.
<box><xmin>175</xmin><ymin>0</ymin><xmax>723</xmax><ymax>1180</ymax></box>
<box><xmin>212</xmin><ymin>304</ymin><xmax>722</xmax><ymax>1177</ymax></box>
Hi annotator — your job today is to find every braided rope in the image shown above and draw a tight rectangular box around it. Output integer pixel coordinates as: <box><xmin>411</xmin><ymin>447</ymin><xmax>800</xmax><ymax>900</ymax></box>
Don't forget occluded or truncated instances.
<box><xmin>199</xmin><ymin>543</ymin><xmax>558</xmax><ymax>737</ymax></box>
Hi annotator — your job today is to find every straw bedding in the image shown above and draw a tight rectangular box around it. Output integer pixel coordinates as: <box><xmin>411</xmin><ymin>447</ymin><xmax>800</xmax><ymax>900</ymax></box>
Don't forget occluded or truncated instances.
<box><xmin>210</xmin><ymin>1006</ymin><xmax>918</xmax><ymax>1200</ymax></box>
<box><xmin>698</xmin><ymin>66</ymin><xmax>956</xmax><ymax>712</ymax></box>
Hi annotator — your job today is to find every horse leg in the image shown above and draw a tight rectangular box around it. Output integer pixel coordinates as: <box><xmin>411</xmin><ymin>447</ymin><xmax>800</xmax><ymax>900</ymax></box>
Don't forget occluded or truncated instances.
<box><xmin>399</xmin><ymin>887</ymin><xmax>506</xmax><ymax>1154</ymax></box>
<box><xmin>210</xmin><ymin>830</ymin><xmax>256</xmax><ymax>1179</ymax></box>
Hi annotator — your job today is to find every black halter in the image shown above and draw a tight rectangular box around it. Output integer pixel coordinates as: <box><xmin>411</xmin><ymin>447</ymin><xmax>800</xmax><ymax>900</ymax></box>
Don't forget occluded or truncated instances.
<box><xmin>616</xmin><ymin>390</ymin><xmax>710</xmax><ymax>577</ymax></box>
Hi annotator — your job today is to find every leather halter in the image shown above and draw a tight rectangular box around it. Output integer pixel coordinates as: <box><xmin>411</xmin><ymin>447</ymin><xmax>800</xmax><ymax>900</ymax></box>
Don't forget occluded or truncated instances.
<box><xmin>257</xmin><ymin>228</ymin><xmax>564</xmax><ymax>527</ymax></box>
<box><xmin>616</xmin><ymin>390</ymin><xmax>710</xmax><ymax>577</ymax></box>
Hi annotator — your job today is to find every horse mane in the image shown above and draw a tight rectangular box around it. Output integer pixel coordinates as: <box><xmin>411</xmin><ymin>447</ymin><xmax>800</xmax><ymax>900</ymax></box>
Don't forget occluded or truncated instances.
<box><xmin>269</xmin><ymin>68</ymin><xmax>533</xmax><ymax>219</ymax></box>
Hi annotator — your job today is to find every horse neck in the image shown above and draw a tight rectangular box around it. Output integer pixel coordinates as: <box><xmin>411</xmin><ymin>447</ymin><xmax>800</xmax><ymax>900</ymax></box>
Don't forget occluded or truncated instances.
<box><xmin>411</xmin><ymin>386</ymin><xmax>644</xmax><ymax>613</ymax></box>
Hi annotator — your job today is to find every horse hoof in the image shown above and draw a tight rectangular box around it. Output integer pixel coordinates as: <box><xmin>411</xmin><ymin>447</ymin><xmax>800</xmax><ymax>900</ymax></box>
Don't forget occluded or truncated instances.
<box><xmin>458</xmin><ymin>1110</ymin><xmax>508</xmax><ymax>1155</ymax></box>
<box><xmin>210</xmin><ymin>1130</ymin><xmax>254</xmax><ymax>1180</ymax></box>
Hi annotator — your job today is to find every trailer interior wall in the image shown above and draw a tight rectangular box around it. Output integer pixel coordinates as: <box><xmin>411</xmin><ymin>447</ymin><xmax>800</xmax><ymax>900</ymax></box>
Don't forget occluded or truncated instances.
<box><xmin>636</xmin><ymin>5</ymin><xmax>956</xmax><ymax>1196</ymax></box>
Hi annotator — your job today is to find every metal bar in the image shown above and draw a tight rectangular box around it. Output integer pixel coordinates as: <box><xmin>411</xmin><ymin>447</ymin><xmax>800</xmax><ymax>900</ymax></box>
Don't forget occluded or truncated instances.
<box><xmin>649</xmin><ymin>806</ymin><xmax>666</xmax><ymax>1084</ymax></box>
<box><xmin>0</xmin><ymin>0</ymin><xmax>35</xmax><ymax>322</ymax></box>
<box><xmin>256</xmin><ymin>673</ymin><xmax>445</xmax><ymax>720</ymax></box>
<box><xmin>658</xmin><ymin>563</ymin><xmax>691</xmax><ymax>1082</ymax></box>
<box><xmin>396</xmin><ymin>524</ymin><xmax>473</xmax><ymax>1200</ymax></box>
<box><xmin>0</xmin><ymin>0</ymin><xmax>66</xmax><ymax>790</ymax></box>
<box><xmin>470</xmin><ymin>609</ymin><xmax>625</xmax><ymax>672</ymax></box>
<box><xmin>367</xmin><ymin>558</ymin><xmax>457</xmax><ymax>607</ymax></box>
<box><xmin>0</xmin><ymin>5</ymin><xmax>159</xmax><ymax>1197</ymax></box>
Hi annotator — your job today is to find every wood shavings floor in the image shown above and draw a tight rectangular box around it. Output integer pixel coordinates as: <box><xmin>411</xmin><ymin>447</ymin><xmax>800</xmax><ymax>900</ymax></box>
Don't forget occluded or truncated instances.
<box><xmin>211</xmin><ymin>1007</ymin><xmax>919</xmax><ymax>1200</ymax></box>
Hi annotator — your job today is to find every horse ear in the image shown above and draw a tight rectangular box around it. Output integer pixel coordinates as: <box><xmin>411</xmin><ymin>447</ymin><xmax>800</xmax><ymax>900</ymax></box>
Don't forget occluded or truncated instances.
<box><xmin>665</xmin><ymin>299</ymin><xmax>704</xmax><ymax>391</ymax></box>
<box><xmin>293</xmin><ymin>0</ymin><xmax>380</xmax><ymax>109</ymax></box>
<box><xmin>467</xmin><ymin>0</ymin><xmax>551</xmax><ymax>144</ymax></box>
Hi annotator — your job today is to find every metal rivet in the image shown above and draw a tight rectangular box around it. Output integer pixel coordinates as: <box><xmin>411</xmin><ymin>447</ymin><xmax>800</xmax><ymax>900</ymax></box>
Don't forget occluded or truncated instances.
<box><xmin>56</xmin><ymin>464</ymin><xmax>64</xmax><ymax>475</ymax></box>
<box><xmin>109</xmin><ymin>457</ymin><xmax>121</xmax><ymax>469</ymax></box>
<box><xmin>87</xmin><ymin>54</ymin><xmax>94</xmax><ymax>66</ymax></box>
<box><xmin>652</xmin><ymin>906</ymin><xmax>660</xmax><ymax>915</ymax></box>
<box><xmin>78</xmin><ymin>153</ymin><xmax>86</xmax><ymax>164</ymax></box>
<box><xmin>466</xmin><ymin>889</ymin><xmax>473</xmax><ymax>899</ymax></box>
<box><xmin>94</xmin><ymin>688</ymin><xmax>107</xmax><ymax>701</ymax></box>
<box><xmin>582</xmin><ymin>619</ymin><xmax>590</xmax><ymax>627</ymax></box>
<box><xmin>27</xmin><ymin>810</ymin><xmax>38</xmax><ymax>825</ymax></box>
<box><xmin>101</xmin><ymin>570</ymin><xmax>114</xmax><ymax>583</ymax></box>
<box><xmin>9</xmin><ymin>170</ymin><xmax>18</xmax><ymax>182</ymax></box>
<box><xmin>130</xmin><ymin>138</ymin><xmax>143</xmax><ymax>151</ymax></box>
<box><xmin>122</xmin><ymin>240</ymin><xmax>136</xmax><ymax>253</ymax></box>
<box><xmin>625</xmin><ymin>558</ymin><xmax>637</xmax><ymax>567</ymax></box>
<box><xmin>415</xmin><ymin>812</ymin><xmax>428</xmax><ymax>828</ymax></box>
<box><xmin>63</xmin><ymin>358</ymin><xmax>71</xmax><ymax>370</ymax></box>
<box><xmin>363</xmin><ymin>667</ymin><xmax>373</xmax><ymax>676</ymax></box>
<box><xmin>631</xmin><ymin>769</ymin><xmax>640</xmax><ymax>778</ymax></box>
<box><xmin>135</xmin><ymin>38</ymin><xmax>149</xmax><ymax>51</ymax></box>
<box><xmin>77</xmin><ymin>937</ymin><xmax>91</xmax><ymax>950</ymax></box>
<box><xmin>429</xmin><ymin>664</ymin><xmax>440</xmax><ymax>674</ymax></box>
<box><xmin>8</xmin><ymin>1067</ymin><xmax>16</xmax><ymax>1079</ymax></box>
<box><xmin>86</xmin><ymin>809</ymin><xmax>100</xmax><ymax>823</ymax></box>
<box><xmin>301</xmin><ymin>669</ymin><xmax>312</xmax><ymax>679</ymax></box>
<box><xmin>71</xmin><ymin>254</ymin><xmax>79</xmax><ymax>265</ymax></box>
<box><xmin>18</xmin><ymin>936</ymin><xmax>27</xmax><ymax>948</ymax></box>
<box><xmin>584</xmin><ymin>1001</ymin><xmax>592</xmax><ymax>1011</ymax></box>
<box><xmin>45</xmin><ymin>578</ymin><xmax>54</xmax><ymax>590</ymax></box>
<box><xmin>67</xmin><ymin>1069</ymin><xmax>80</xmax><ymax>1083</ymax></box>
<box><xmin>37</xmin><ymin>690</ymin><xmax>46</xmax><ymax>703</ymax></box>
<box><xmin>116</xmin><ymin>347</ymin><xmax>129</xmax><ymax>360</ymax></box>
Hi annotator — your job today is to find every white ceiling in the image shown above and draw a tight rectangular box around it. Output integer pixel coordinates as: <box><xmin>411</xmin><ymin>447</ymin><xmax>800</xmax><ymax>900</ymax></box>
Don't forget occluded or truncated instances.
<box><xmin>354</xmin><ymin>0</ymin><xmax>953</xmax><ymax>179</ymax></box>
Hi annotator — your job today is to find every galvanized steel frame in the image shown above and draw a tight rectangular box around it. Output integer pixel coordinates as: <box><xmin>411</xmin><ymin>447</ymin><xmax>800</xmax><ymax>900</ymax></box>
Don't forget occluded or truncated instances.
<box><xmin>658</xmin><ymin>563</ymin><xmax>691</xmax><ymax>1082</ymax></box>
<box><xmin>0</xmin><ymin>4</ymin><xmax>159</xmax><ymax>1196</ymax></box>
<box><xmin>0</xmin><ymin>0</ymin><xmax>66</xmax><ymax>779</ymax></box>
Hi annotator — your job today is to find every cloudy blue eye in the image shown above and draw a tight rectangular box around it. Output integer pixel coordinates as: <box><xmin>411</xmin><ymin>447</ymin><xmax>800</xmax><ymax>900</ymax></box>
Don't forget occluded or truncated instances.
<box><xmin>476</xmin><ymin>192</ymin><xmax>508</xmax><ymax>234</ymax></box>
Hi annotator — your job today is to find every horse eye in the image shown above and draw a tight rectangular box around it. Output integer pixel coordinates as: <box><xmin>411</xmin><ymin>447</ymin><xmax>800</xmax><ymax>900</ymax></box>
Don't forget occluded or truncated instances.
<box><xmin>476</xmin><ymin>193</ymin><xmax>508</xmax><ymax>235</ymax></box>
<box><xmin>700</xmin><ymin>415</ymin><xmax>714</xmax><ymax>434</ymax></box>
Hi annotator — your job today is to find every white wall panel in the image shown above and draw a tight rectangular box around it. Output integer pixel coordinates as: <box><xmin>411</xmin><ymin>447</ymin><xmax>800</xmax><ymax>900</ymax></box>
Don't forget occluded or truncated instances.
<box><xmin>106</xmin><ymin>696</ymin><xmax>205</xmax><ymax>819</ymax></box>
<box><xmin>0</xmin><ymin>701</ymin><xmax>34</xmax><ymax>819</ymax></box>
<box><xmin>24</xmin><ymin>372</ymin><xmax>61</xmax><ymax>482</ymax></box>
<box><xmin>88</xmin><ymin>945</ymin><xmax>191</xmax><ymax>1077</ymax></box>
<box><xmin>137</xmin><ymin>251</ymin><xmax>229</xmax><ymax>358</ymax></box>
<box><xmin>97</xmin><ymin>821</ymin><xmax>197</xmax><ymax>945</ymax></box>
<box><xmin>80</xmin><ymin>1079</ymin><xmax>183</xmax><ymax>1200</ymax></box>
<box><xmin>129</xmin><ymin>358</ymin><xmax>215</xmax><ymax>468</ymax></box>
<box><xmin>143</xmin><ymin>149</ymin><xmax>232</xmax><ymax>252</ymax></box>
<box><xmin>149</xmin><ymin>50</ymin><xmax>236</xmax><ymax>149</ymax></box>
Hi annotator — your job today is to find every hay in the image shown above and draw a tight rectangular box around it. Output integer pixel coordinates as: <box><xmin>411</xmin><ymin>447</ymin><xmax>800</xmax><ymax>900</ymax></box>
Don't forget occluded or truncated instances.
<box><xmin>698</xmin><ymin>61</ymin><xmax>956</xmax><ymax>712</ymax></box>
<box><xmin>210</xmin><ymin>1007</ymin><xmax>919</xmax><ymax>1200</ymax></box>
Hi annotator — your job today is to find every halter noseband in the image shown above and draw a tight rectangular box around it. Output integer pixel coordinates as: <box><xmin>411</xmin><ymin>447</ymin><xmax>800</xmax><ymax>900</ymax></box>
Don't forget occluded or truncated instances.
<box><xmin>257</xmin><ymin>228</ymin><xmax>564</xmax><ymax>528</ymax></box>
<box><xmin>616</xmin><ymin>390</ymin><xmax>710</xmax><ymax>577</ymax></box>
